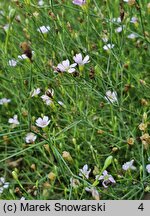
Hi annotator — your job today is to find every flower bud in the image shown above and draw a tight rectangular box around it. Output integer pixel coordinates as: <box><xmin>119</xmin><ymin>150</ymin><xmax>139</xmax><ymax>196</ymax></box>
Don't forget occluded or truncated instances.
<box><xmin>62</xmin><ymin>151</ymin><xmax>73</xmax><ymax>163</ymax></box>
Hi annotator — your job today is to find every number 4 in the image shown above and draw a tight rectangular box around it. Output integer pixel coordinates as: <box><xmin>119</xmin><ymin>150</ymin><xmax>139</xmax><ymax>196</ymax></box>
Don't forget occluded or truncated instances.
<box><xmin>138</xmin><ymin>203</ymin><xmax>144</xmax><ymax>211</ymax></box>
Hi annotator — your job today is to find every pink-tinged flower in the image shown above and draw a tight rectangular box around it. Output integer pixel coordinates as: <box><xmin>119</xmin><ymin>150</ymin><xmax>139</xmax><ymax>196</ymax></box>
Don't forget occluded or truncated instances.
<box><xmin>8</xmin><ymin>115</ymin><xmax>20</xmax><ymax>126</ymax></box>
<box><xmin>25</xmin><ymin>133</ymin><xmax>37</xmax><ymax>144</ymax></box>
<box><xmin>57</xmin><ymin>59</ymin><xmax>77</xmax><ymax>73</ymax></box>
<box><xmin>41</xmin><ymin>95</ymin><xmax>53</xmax><ymax>105</ymax></box>
<box><xmin>115</xmin><ymin>25</ymin><xmax>125</xmax><ymax>33</ymax></box>
<box><xmin>79</xmin><ymin>164</ymin><xmax>91</xmax><ymax>179</ymax></box>
<box><xmin>37</xmin><ymin>26</ymin><xmax>50</xmax><ymax>34</ymax></box>
<box><xmin>122</xmin><ymin>160</ymin><xmax>136</xmax><ymax>171</ymax></box>
<box><xmin>146</xmin><ymin>164</ymin><xmax>150</xmax><ymax>174</ymax></box>
<box><xmin>0</xmin><ymin>98</ymin><xmax>11</xmax><ymax>105</ymax></box>
<box><xmin>105</xmin><ymin>90</ymin><xmax>118</xmax><ymax>103</ymax></box>
<box><xmin>130</xmin><ymin>17</ymin><xmax>138</xmax><ymax>24</ymax></box>
<box><xmin>72</xmin><ymin>0</ymin><xmax>86</xmax><ymax>6</ymax></box>
<box><xmin>73</xmin><ymin>53</ymin><xmax>90</xmax><ymax>65</ymax></box>
<box><xmin>96</xmin><ymin>170</ymin><xmax>116</xmax><ymax>188</ymax></box>
<box><xmin>35</xmin><ymin>116</ymin><xmax>50</xmax><ymax>128</ymax></box>
<box><xmin>31</xmin><ymin>88</ymin><xmax>41</xmax><ymax>97</ymax></box>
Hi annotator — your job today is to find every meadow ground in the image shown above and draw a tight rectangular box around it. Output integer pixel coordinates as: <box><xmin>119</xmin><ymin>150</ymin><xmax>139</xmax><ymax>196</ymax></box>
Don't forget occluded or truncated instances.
<box><xmin>0</xmin><ymin>0</ymin><xmax>150</xmax><ymax>200</ymax></box>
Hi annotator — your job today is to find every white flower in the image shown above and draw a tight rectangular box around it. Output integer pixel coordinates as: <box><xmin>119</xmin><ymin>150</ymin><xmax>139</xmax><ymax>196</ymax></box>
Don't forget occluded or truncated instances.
<box><xmin>8</xmin><ymin>115</ymin><xmax>20</xmax><ymax>125</ymax></box>
<box><xmin>25</xmin><ymin>133</ymin><xmax>37</xmax><ymax>144</ymax></box>
<box><xmin>115</xmin><ymin>26</ymin><xmax>125</xmax><ymax>33</ymax></box>
<box><xmin>37</xmin><ymin>26</ymin><xmax>50</xmax><ymax>34</ymax></box>
<box><xmin>0</xmin><ymin>98</ymin><xmax>11</xmax><ymax>105</ymax></box>
<box><xmin>73</xmin><ymin>53</ymin><xmax>90</xmax><ymax>65</ymax></box>
<box><xmin>41</xmin><ymin>95</ymin><xmax>53</xmax><ymax>105</ymax></box>
<box><xmin>122</xmin><ymin>160</ymin><xmax>136</xmax><ymax>171</ymax></box>
<box><xmin>31</xmin><ymin>88</ymin><xmax>41</xmax><ymax>97</ymax></box>
<box><xmin>130</xmin><ymin>17</ymin><xmax>138</xmax><ymax>23</ymax></box>
<box><xmin>96</xmin><ymin>170</ymin><xmax>116</xmax><ymax>188</ymax></box>
<box><xmin>105</xmin><ymin>90</ymin><xmax>118</xmax><ymax>103</ymax></box>
<box><xmin>127</xmin><ymin>33</ymin><xmax>138</xmax><ymax>39</ymax></box>
<box><xmin>103</xmin><ymin>43</ymin><xmax>115</xmax><ymax>50</ymax></box>
<box><xmin>38</xmin><ymin>0</ymin><xmax>44</xmax><ymax>6</ymax></box>
<box><xmin>70</xmin><ymin>177</ymin><xmax>80</xmax><ymax>188</ymax></box>
<box><xmin>146</xmin><ymin>164</ymin><xmax>150</xmax><ymax>174</ymax></box>
<box><xmin>8</xmin><ymin>59</ymin><xmax>17</xmax><ymax>67</ymax></box>
<box><xmin>35</xmin><ymin>116</ymin><xmax>51</xmax><ymax>128</ymax></box>
<box><xmin>18</xmin><ymin>54</ymin><xmax>28</xmax><ymax>60</ymax></box>
<box><xmin>57</xmin><ymin>59</ymin><xmax>77</xmax><ymax>73</ymax></box>
<box><xmin>123</xmin><ymin>0</ymin><xmax>128</xmax><ymax>2</ymax></box>
<box><xmin>0</xmin><ymin>177</ymin><xmax>9</xmax><ymax>194</ymax></box>
<box><xmin>85</xmin><ymin>187</ymin><xmax>100</xmax><ymax>200</ymax></box>
<box><xmin>79</xmin><ymin>164</ymin><xmax>91</xmax><ymax>179</ymax></box>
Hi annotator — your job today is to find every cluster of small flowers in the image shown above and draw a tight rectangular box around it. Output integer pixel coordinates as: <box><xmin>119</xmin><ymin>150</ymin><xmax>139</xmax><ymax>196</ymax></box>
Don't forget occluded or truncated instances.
<box><xmin>69</xmin><ymin>164</ymin><xmax>100</xmax><ymax>200</ymax></box>
<box><xmin>6</xmin><ymin>90</ymin><xmax>117</xmax><ymax>131</ymax></box>
<box><xmin>74</xmin><ymin>160</ymin><xmax>150</xmax><ymax>199</ymax></box>
<box><xmin>7</xmin><ymin>86</ymin><xmax>65</xmax><ymax>145</ymax></box>
<box><xmin>78</xmin><ymin>165</ymin><xmax>115</xmax><ymax>189</ymax></box>
<box><xmin>8</xmin><ymin>113</ymin><xmax>51</xmax><ymax>129</ymax></box>
<box><xmin>31</xmin><ymin>88</ymin><xmax>53</xmax><ymax>105</ymax></box>
<box><xmin>104</xmin><ymin>15</ymin><xmax>139</xmax><ymax>43</ymax></box>
<box><xmin>70</xmin><ymin>164</ymin><xmax>115</xmax><ymax>199</ymax></box>
<box><xmin>55</xmin><ymin>53</ymin><xmax>90</xmax><ymax>73</ymax></box>
<box><xmin>8</xmin><ymin>114</ymin><xmax>50</xmax><ymax>143</ymax></box>
<box><xmin>31</xmin><ymin>87</ymin><xmax>64</xmax><ymax>107</ymax></box>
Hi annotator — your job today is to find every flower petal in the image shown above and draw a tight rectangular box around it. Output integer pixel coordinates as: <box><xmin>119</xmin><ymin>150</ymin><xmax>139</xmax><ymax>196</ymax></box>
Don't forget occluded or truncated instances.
<box><xmin>68</xmin><ymin>68</ymin><xmax>76</xmax><ymax>73</ymax></box>
<box><xmin>83</xmin><ymin>55</ymin><xmax>90</xmax><ymax>64</ymax></box>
